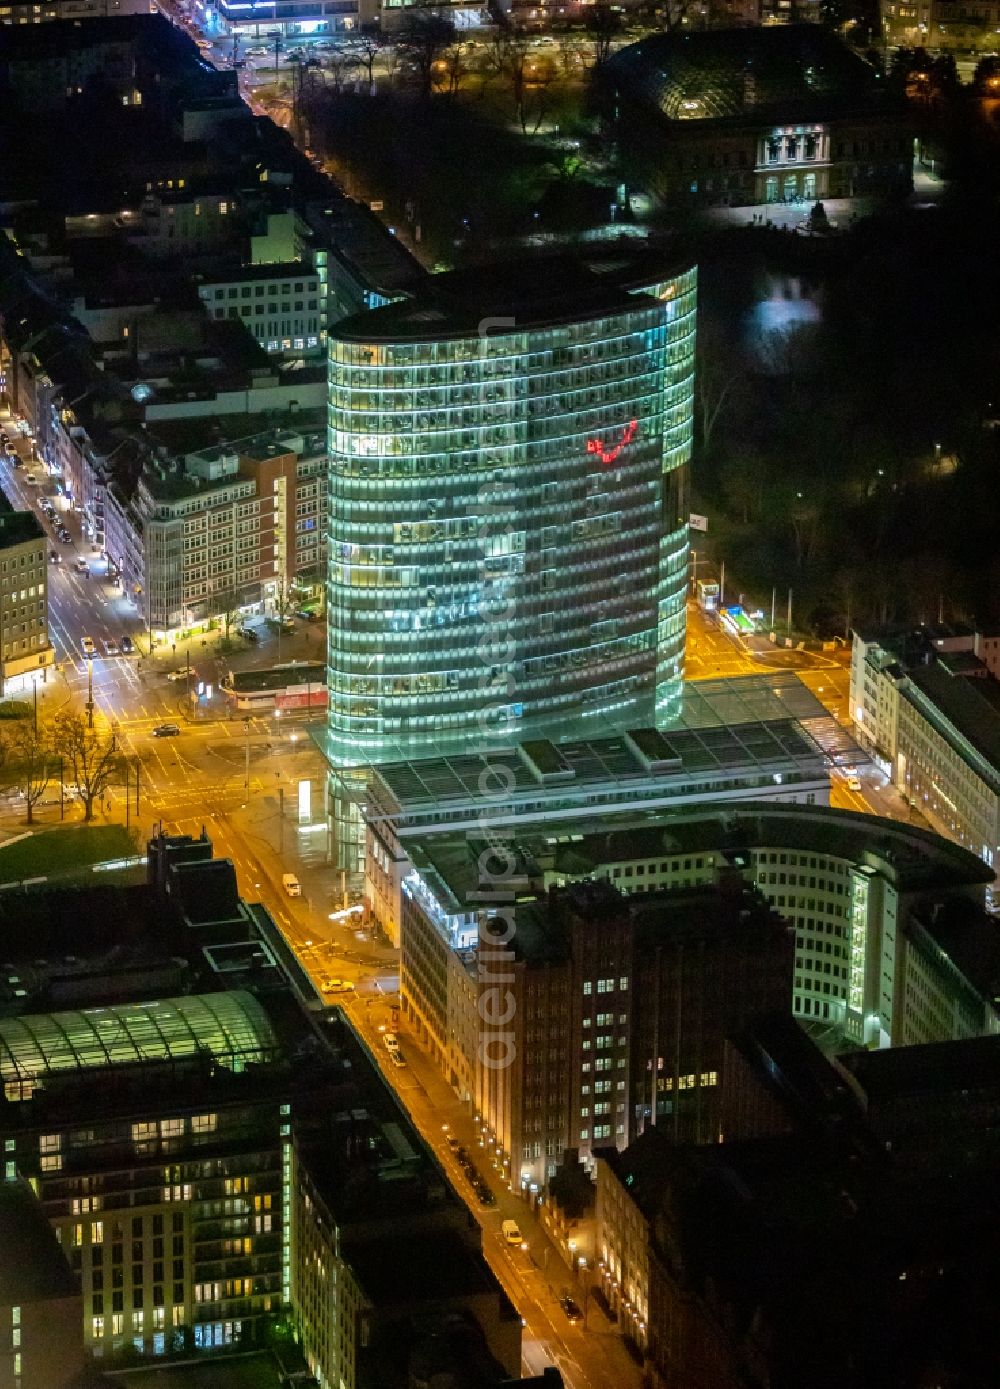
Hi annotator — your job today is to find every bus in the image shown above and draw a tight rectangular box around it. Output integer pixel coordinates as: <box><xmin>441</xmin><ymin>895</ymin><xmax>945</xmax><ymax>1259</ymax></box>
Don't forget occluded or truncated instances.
<box><xmin>220</xmin><ymin>662</ymin><xmax>326</xmax><ymax>713</ymax></box>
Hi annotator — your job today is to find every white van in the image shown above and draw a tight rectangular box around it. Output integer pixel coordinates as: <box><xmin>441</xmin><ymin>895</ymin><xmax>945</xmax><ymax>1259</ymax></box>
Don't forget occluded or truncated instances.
<box><xmin>501</xmin><ymin>1219</ymin><xmax>523</xmax><ymax>1246</ymax></box>
<box><xmin>281</xmin><ymin>873</ymin><xmax>302</xmax><ymax>897</ymax></box>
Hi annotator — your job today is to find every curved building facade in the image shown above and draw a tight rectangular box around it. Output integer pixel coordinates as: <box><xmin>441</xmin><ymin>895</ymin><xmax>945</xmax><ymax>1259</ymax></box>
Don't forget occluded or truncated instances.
<box><xmin>327</xmin><ymin>255</ymin><xmax>696</xmax><ymax>762</ymax></box>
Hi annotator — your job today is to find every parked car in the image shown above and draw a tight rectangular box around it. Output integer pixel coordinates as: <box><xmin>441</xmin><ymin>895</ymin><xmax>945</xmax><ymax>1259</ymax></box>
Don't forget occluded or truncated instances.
<box><xmin>81</xmin><ymin>636</ymin><xmax>96</xmax><ymax>657</ymax></box>
<box><xmin>238</xmin><ymin>627</ymin><xmax>259</xmax><ymax>643</ymax></box>
<box><xmin>152</xmin><ymin>723</ymin><xmax>181</xmax><ymax>738</ymax></box>
<box><xmin>559</xmin><ymin>1296</ymin><xmax>582</xmax><ymax>1323</ymax></box>
<box><xmin>475</xmin><ymin>1184</ymin><xmax>496</xmax><ymax>1207</ymax></box>
<box><xmin>295</xmin><ymin>608</ymin><xmax>319</xmax><ymax>622</ymax></box>
<box><xmin>390</xmin><ymin>1049</ymin><xmax>407</xmax><ymax>1068</ymax></box>
<box><xmin>24</xmin><ymin>472</ymin><xmax>37</xmax><ymax>486</ymax></box>
<box><xmin>120</xmin><ymin>634</ymin><xmax>134</xmax><ymax>654</ymax></box>
<box><xmin>165</xmin><ymin>669</ymin><xmax>188</xmax><ymax>682</ymax></box>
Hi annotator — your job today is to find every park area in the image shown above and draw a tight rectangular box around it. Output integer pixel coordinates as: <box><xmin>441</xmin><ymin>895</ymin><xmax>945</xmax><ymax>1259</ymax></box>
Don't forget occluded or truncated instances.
<box><xmin>0</xmin><ymin>824</ymin><xmax>140</xmax><ymax>886</ymax></box>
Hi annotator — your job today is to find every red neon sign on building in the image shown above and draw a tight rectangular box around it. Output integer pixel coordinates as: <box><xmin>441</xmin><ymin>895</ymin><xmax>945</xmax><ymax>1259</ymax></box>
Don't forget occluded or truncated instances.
<box><xmin>586</xmin><ymin>419</ymin><xmax>638</xmax><ymax>466</ymax></box>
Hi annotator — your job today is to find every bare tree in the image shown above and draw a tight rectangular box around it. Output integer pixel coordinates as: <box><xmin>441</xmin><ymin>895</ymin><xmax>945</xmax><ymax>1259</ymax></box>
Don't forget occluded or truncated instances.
<box><xmin>397</xmin><ymin>8</ymin><xmax>456</xmax><ymax>98</ymax></box>
<box><xmin>53</xmin><ymin>711</ymin><xmax>122</xmax><ymax>823</ymax></box>
<box><xmin>585</xmin><ymin>2</ymin><xmax>622</xmax><ymax>68</ymax></box>
<box><xmin>355</xmin><ymin>32</ymin><xmax>384</xmax><ymax>89</ymax></box>
<box><xmin>696</xmin><ymin>320</ymin><xmax>747</xmax><ymax>455</ymax></box>
<box><xmin>6</xmin><ymin>723</ymin><xmax>54</xmax><ymax>825</ymax></box>
<box><xmin>435</xmin><ymin>40</ymin><xmax>468</xmax><ymax>98</ymax></box>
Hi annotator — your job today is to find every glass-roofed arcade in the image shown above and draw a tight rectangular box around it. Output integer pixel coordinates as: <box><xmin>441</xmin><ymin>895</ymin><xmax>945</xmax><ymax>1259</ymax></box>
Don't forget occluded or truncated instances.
<box><xmin>0</xmin><ymin>991</ymin><xmax>279</xmax><ymax>1100</ymax></box>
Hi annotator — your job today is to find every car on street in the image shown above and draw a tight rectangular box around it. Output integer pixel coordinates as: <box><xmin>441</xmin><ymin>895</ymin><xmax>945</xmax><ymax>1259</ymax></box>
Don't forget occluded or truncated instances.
<box><xmin>501</xmin><ymin>1219</ymin><xmax>523</xmax><ymax>1245</ymax></box>
<box><xmin>390</xmin><ymin>1049</ymin><xmax>406</xmax><ymax>1067</ymax></box>
<box><xmin>475</xmin><ymin>1184</ymin><xmax>496</xmax><ymax>1207</ymax></box>
<box><xmin>846</xmin><ymin>775</ymin><xmax>862</xmax><ymax>792</ymax></box>
<box><xmin>57</xmin><ymin>528</ymin><xmax>72</xmax><ymax>543</ymax></box>
<box><xmin>102</xmin><ymin>637</ymin><xmax>119</xmax><ymax>656</ymax></box>
<box><xmin>9</xmin><ymin>456</ymin><xmax>22</xmax><ymax>469</ymax></box>
<box><xmin>559</xmin><ymin>1296</ymin><xmax>582</xmax><ymax>1323</ymax></box>
<box><xmin>320</xmin><ymin>978</ymin><xmax>355</xmax><ymax>994</ymax></box>
<box><xmin>49</xmin><ymin>550</ymin><xmax>61</xmax><ymax>564</ymax></box>
<box><xmin>382</xmin><ymin>1032</ymin><xmax>399</xmax><ymax>1050</ymax></box>
<box><xmin>295</xmin><ymin>607</ymin><xmax>319</xmax><ymax>622</ymax></box>
<box><xmin>81</xmin><ymin>636</ymin><xmax>96</xmax><ymax>657</ymax></box>
<box><xmin>281</xmin><ymin>873</ymin><xmax>302</xmax><ymax>897</ymax></box>
<box><xmin>238</xmin><ymin>627</ymin><xmax>259</xmax><ymax>642</ymax></box>
<box><xmin>152</xmin><ymin>723</ymin><xmax>181</xmax><ymax>737</ymax></box>
<box><xmin>75</xmin><ymin>557</ymin><xmax>88</xmax><ymax>573</ymax></box>
<box><xmin>24</xmin><ymin>472</ymin><xmax>37</xmax><ymax>486</ymax></box>
<box><xmin>120</xmin><ymin>634</ymin><xmax>134</xmax><ymax>654</ymax></box>
<box><xmin>165</xmin><ymin>669</ymin><xmax>188</xmax><ymax>682</ymax></box>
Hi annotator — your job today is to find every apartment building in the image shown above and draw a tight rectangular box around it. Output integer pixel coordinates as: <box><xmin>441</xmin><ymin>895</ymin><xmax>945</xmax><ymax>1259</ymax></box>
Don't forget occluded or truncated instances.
<box><xmin>394</xmin><ymin>802</ymin><xmax>1000</xmax><ymax>1188</ymax></box>
<box><xmin>0</xmin><ymin>0</ymin><xmax>151</xmax><ymax>24</ymax></box>
<box><xmin>0</xmin><ymin>830</ymin><xmax>522</xmax><ymax>1386</ymax></box>
<box><xmin>881</xmin><ymin>0</ymin><xmax>1000</xmax><ymax>53</ymax></box>
<box><xmin>104</xmin><ymin>416</ymin><xmax>327</xmax><ymax>635</ymax></box>
<box><xmin>851</xmin><ymin>628</ymin><xmax>1000</xmax><ymax>870</ymax></box>
<box><xmin>0</xmin><ymin>500</ymin><xmax>54</xmax><ymax>688</ymax></box>
<box><xmin>195</xmin><ymin>263</ymin><xmax>325</xmax><ymax>358</ymax></box>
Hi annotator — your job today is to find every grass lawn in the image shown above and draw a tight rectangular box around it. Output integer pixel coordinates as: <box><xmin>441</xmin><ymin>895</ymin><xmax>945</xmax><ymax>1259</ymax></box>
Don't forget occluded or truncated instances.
<box><xmin>0</xmin><ymin>824</ymin><xmax>140</xmax><ymax>884</ymax></box>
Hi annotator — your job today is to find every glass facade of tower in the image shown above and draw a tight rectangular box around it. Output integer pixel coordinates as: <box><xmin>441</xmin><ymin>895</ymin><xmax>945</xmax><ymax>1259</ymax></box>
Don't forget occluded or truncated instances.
<box><xmin>327</xmin><ymin>265</ymin><xmax>696</xmax><ymax>763</ymax></box>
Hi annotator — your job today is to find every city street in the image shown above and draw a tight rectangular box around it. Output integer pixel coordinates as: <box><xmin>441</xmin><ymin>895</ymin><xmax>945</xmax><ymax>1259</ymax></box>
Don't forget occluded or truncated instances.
<box><xmin>0</xmin><ymin>384</ymin><xmax>915</xmax><ymax>1385</ymax></box>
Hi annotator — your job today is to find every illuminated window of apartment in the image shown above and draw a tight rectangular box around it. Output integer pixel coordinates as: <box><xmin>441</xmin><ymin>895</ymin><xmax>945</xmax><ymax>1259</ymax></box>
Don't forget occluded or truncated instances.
<box><xmin>192</xmin><ymin>1114</ymin><xmax>216</xmax><ymax>1133</ymax></box>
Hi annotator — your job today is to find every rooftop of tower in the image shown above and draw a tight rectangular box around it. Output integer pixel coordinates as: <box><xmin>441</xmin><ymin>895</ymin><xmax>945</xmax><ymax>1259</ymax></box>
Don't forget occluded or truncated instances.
<box><xmin>331</xmin><ymin>250</ymin><xmax>695</xmax><ymax>343</ymax></box>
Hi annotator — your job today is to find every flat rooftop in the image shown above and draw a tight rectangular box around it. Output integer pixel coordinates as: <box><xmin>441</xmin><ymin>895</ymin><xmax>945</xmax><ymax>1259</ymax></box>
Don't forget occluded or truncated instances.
<box><xmin>344</xmin><ymin>1229</ymin><xmax>502</xmax><ymax>1305</ymax></box>
<box><xmin>332</xmin><ymin>251</ymin><xmax>691</xmax><ymax>342</ymax></box>
<box><xmin>196</xmin><ymin>262</ymin><xmax>320</xmax><ymax>285</ymax></box>
<box><xmin>0</xmin><ymin>496</ymin><xmax>45</xmax><ymax>549</ymax></box>
<box><xmin>110</xmin><ymin>1348</ymin><xmax>314</xmax><ymax>1389</ymax></box>
<box><xmin>369</xmin><ymin>716</ymin><xmax>826</xmax><ymax>819</ymax></box>
<box><xmin>841</xmin><ymin>1032</ymin><xmax>1000</xmax><ymax>1103</ymax></box>
<box><xmin>904</xmin><ymin>663</ymin><xmax>1000</xmax><ymax>790</ymax></box>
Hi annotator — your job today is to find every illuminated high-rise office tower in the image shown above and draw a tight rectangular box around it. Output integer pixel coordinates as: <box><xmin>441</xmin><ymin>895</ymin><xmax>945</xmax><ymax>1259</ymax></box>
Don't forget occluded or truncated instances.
<box><xmin>326</xmin><ymin>254</ymin><xmax>696</xmax><ymax>763</ymax></box>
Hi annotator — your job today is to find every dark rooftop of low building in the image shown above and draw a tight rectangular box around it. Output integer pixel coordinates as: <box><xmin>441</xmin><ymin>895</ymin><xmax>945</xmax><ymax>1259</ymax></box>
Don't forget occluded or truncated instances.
<box><xmin>333</xmin><ymin>252</ymin><xmax>690</xmax><ymax>341</ymax></box>
<box><xmin>344</xmin><ymin>1230</ymin><xmax>504</xmax><ymax>1306</ymax></box>
<box><xmin>841</xmin><ymin>1031</ymin><xmax>1000</xmax><ymax>1103</ymax></box>
<box><xmin>0</xmin><ymin>1179</ymin><xmax>79</xmax><ymax>1304</ymax></box>
<box><xmin>607</xmin><ymin>24</ymin><xmax>894</xmax><ymax>125</ymax></box>
<box><xmin>0</xmin><ymin>495</ymin><xmax>45</xmax><ymax>550</ymax></box>
<box><xmin>195</xmin><ymin>262</ymin><xmax>320</xmax><ymax>285</ymax></box>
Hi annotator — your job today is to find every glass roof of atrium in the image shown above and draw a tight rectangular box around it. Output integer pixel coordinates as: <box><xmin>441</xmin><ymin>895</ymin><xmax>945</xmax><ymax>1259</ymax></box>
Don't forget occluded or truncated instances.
<box><xmin>0</xmin><ymin>991</ymin><xmax>279</xmax><ymax>1097</ymax></box>
<box><xmin>609</xmin><ymin>27</ymin><xmax>882</xmax><ymax>122</ymax></box>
